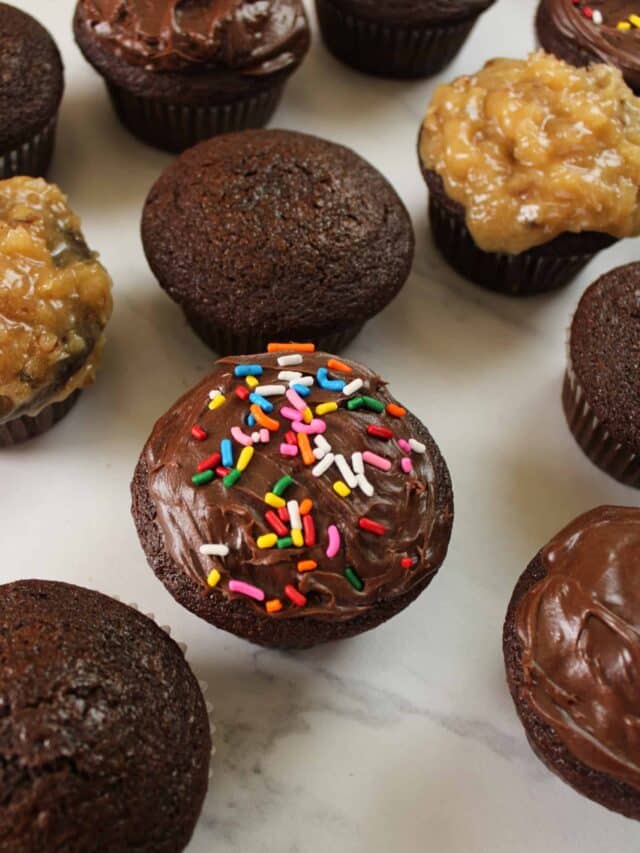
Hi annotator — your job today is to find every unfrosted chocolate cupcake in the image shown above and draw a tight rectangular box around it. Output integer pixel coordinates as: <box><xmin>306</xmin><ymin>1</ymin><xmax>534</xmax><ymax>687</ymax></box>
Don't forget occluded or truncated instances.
<box><xmin>141</xmin><ymin>129</ymin><xmax>414</xmax><ymax>354</ymax></box>
<box><xmin>563</xmin><ymin>262</ymin><xmax>640</xmax><ymax>488</ymax></box>
<box><xmin>316</xmin><ymin>0</ymin><xmax>495</xmax><ymax>78</ymax></box>
<box><xmin>0</xmin><ymin>3</ymin><xmax>63</xmax><ymax>177</ymax></box>
<box><xmin>131</xmin><ymin>346</ymin><xmax>454</xmax><ymax>649</ymax></box>
<box><xmin>536</xmin><ymin>0</ymin><xmax>640</xmax><ymax>94</ymax></box>
<box><xmin>0</xmin><ymin>579</ymin><xmax>211</xmax><ymax>850</ymax></box>
<box><xmin>74</xmin><ymin>0</ymin><xmax>310</xmax><ymax>152</ymax></box>
<box><xmin>504</xmin><ymin>506</ymin><xmax>640</xmax><ymax>820</ymax></box>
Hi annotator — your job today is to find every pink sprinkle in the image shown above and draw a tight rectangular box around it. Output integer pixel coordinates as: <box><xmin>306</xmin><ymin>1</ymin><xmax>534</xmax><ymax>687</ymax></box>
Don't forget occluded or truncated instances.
<box><xmin>280</xmin><ymin>406</ymin><xmax>303</xmax><ymax>421</ymax></box>
<box><xmin>326</xmin><ymin>524</ymin><xmax>341</xmax><ymax>558</ymax></box>
<box><xmin>292</xmin><ymin>418</ymin><xmax>327</xmax><ymax>435</ymax></box>
<box><xmin>401</xmin><ymin>457</ymin><xmax>413</xmax><ymax>474</ymax></box>
<box><xmin>286</xmin><ymin>388</ymin><xmax>307</xmax><ymax>412</ymax></box>
<box><xmin>280</xmin><ymin>443</ymin><xmax>299</xmax><ymax>457</ymax></box>
<box><xmin>260</xmin><ymin>428</ymin><xmax>270</xmax><ymax>443</ymax></box>
<box><xmin>229</xmin><ymin>580</ymin><xmax>265</xmax><ymax>602</ymax></box>
<box><xmin>231</xmin><ymin>426</ymin><xmax>254</xmax><ymax>446</ymax></box>
<box><xmin>362</xmin><ymin>450</ymin><xmax>392</xmax><ymax>472</ymax></box>
<box><xmin>397</xmin><ymin>439</ymin><xmax>411</xmax><ymax>454</ymax></box>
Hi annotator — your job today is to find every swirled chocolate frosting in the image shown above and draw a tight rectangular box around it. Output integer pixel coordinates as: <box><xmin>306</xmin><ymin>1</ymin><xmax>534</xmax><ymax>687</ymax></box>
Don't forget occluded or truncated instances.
<box><xmin>77</xmin><ymin>0</ymin><xmax>310</xmax><ymax>74</ymax></box>
<box><xmin>142</xmin><ymin>350</ymin><xmax>452</xmax><ymax>621</ymax></box>
<box><xmin>540</xmin><ymin>0</ymin><xmax>640</xmax><ymax>91</ymax></box>
<box><xmin>515</xmin><ymin>506</ymin><xmax>640</xmax><ymax>789</ymax></box>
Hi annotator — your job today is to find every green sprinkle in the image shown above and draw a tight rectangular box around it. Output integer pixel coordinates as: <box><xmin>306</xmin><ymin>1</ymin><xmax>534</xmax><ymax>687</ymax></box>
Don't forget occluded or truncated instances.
<box><xmin>361</xmin><ymin>396</ymin><xmax>385</xmax><ymax>413</ymax></box>
<box><xmin>273</xmin><ymin>474</ymin><xmax>294</xmax><ymax>497</ymax></box>
<box><xmin>344</xmin><ymin>566</ymin><xmax>364</xmax><ymax>591</ymax></box>
<box><xmin>347</xmin><ymin>397</ymin><xmax>365</xmax><ymax>411</ymax></box>
<box><xmin>277</xmin><ymin>536</ymin><xmax>293</xmax><ymax>549</ymax></box>
<box><xmin>192</xmin><ymin>470</ymin><xmax>215</xmax><ymax>486</ymax></box>
<box><xmin>223</xmin><ymin>468</ymin><xmax>242</xmax><ymax>488</ymax></box>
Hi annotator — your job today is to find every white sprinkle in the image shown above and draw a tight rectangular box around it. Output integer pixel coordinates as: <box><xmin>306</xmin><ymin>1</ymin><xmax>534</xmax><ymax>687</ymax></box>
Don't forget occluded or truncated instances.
<box><xmin>199</xmin><ymin>544</ymin><xmax>229</xmax><ymax>557</ymax></box>
<box><xmin>592</xmin><ymin>8</ymin><xmax>602</xmax><ymax>24</ymax></box>
<box><xmin>278</xmin><ymin>371</ymin><xmax>302</xmax><ymax>382</ymax></box>
<box><xmin>314</xmin><ymin>435</ymin><xmax>331</xmax><ymax>454</ymax></box>
<box><xmin>409</xmin><ymin>438</ymin><xmax>426</xmax><ymax>454</ymax></box>
<box><xmin>352</xmin><ymin>451</ymin><xmax>364</xmax><ymax>475</ymax></box>
<box><xmin>313</xmin><ymin>447</ymin><xmax>327</xmax><ymax>460</ymax></box>
<box><xmin>343</xmin><ymin>377</ymin><xmax>364</xmax><ymax>397</ymax></box>
<box><xmin>290</xmin><ymin>376</ymin><xmax>314</xmax><ymax>387</ymax></box>
<box><xmin>277</xmin><ymin>354</ymin><xmax>303</xmax><ymax>366</ymax></box>
<box><xmin>251</xmin><ymin>432</ymin><xmax>261</xmax><ymax>443</ymax></box>
<box><xmin>357</xmin><ymin>474</ymin><xmax>374</xmax><ymax>497</ymax></box>
<box><xmin>208</xmin><ymin>389</ymin><xmax>221</xmax><ymax>400</ymax></box>
<box><xmin>287</xmin><ymin>500</ymin><xmax>302</xmax><ymax>531</ymax></box>
<box><xmin>334</xmin><ymin>453</ymin><xmax>358</xmax><ymax>488</ymax></box>
<box><xmin>313</xmin><ymin>452</ymin><xmax>334</xmax><ymax>477</ymax></box>
<box><xmin>255</xmin><ymin>384</ymin><xmax>286</xmax><ymax>396</ymax></box>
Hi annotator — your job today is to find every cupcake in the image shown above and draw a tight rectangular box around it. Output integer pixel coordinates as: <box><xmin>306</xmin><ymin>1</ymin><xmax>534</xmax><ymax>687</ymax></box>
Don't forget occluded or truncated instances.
<box><xmin>131</xmin><ymin>346</ymin><xmax>454</xmax><ymax>649</ymax></box>
<box><xmin>563</xmin><ymin>263</ymin><xmax>640</xmax><ymax>488</ymax></box>
<box><xmin>73</xmin><ymin>0</ymin><xmax>310</xmax><ymax>153</ymax></box>
<box><xmin>418</xmin><ymin>51</ymin><xmax>640</xmax><ymax>296</ymax></box>
<box><xmin>141</xmin><ymin>129</ymin><xmax>414</xmax><ymax>354</ymax></box>
<box><xmin>0</xmin><ymin>177</ymin><xmax>113</xmax><ymax>447</ymax></box>
<box><xmin>315</xmin><ymin>0</ymin><xmax>496</xmax><ymax>78</ymax></box>
<box><xmin>0</xmin><ymin>579</ymin><xmax>211</xmax><ymax>850</ymax></box>
<box><xmin>536</xmin><ymin>0</ymin><xmax>640</xmax><ymax>94</ymax></box>
<box><xmin>504</xmin><ymin>506</ymin><xmax>640</xmax><ymax>820</ymax></box>
<box><xmin>0</xmin><ymin>3</ymin><xmax>64</xmax><ymax>178</ymax></box>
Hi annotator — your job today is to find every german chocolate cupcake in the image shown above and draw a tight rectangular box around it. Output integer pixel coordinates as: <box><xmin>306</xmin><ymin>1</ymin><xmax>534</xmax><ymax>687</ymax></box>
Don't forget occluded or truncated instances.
<box><xmin>0</xmin><ymin>579</ymin><xmax>211</xmax><ymax>850</ymax></box>
<box><xmin>316</xmin><ymin>0</ymin><xmax>496</xmax><ymax>78</ymax></box>
<box><xmin>131</xmin><ymin>345</ymin><xmax>454</xmax><ymax>649</ymax></box>
<box><xmin>563</xmin><ymin>263</ymin><xmax>640</xmax><ymax>488</ymax></box>
<box><xmin>141</xmin><ymin>129</ymin><xmax>414</xmax><ymax>354</ymax></box>
<box><xmin>0</xmin><ymin>3</ymin><xmax>63</xmax><ymax>178</ymax></box>
<box><xmin>0</xmin><ymin>177</ymin><xmax>113</xmax><ymax>447</ymax></box>
<box><xmin>504</xmin><ymin>506</ymin><xmax>640</xmax><ymax>820</ymax></box>
<box><xmin>418</xmin><ymin>52</ymin><xmax>640</xmax><ymax>296</ymax></box>
<box><xmin>536</xmin><ymin>0</ymin><xmax>640</xmax><ymax>94</ymax></box>
<box><xmin>74</xmin><ymin>0</ymin><xmax>310</xmax><ymax>153</ymax></box>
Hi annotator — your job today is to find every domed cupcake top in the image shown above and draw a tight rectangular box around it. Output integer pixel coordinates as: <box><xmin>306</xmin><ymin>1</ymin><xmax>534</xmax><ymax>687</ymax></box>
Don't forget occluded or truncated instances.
<box><xmin>142</xmin><ymin>346</ymin><xmax>453</xmax><ymax>620</ymax></box>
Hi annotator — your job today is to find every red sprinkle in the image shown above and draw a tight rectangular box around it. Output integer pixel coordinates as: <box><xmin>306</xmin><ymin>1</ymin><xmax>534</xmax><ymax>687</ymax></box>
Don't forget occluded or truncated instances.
<box><xmin>278</xmin><ymin>506</ymin><xmax>290</xmax><ymax>523</ymax></box>
<box><xmin>583</xmin><ymin>5</ymin><xmax>592</xmax><ymax>16</ymax></box>
<box><xmin>216</xmin><ymin>466</ymin><xmax>231</xmax><ymax>478</ymax></box>
<box><xmin>265</xmin><ymin>510</ymin><xmax>288</xmax><ymax>537</ymax></box>
<box><xmin>359</xmin><ymin>517</ymin><xmax>387</xmax><ymax>536</ymax></box>
<box><xmin>235</xmin><ymin>385</ymin><xmax>250</xmax><ymax>400</ymax></box>
<box><xmin>303</xmin><ymin>514</ymin><xmax>316</xmax><ymax>547</ymax></box>
<box><xmin>285</xmin><ymin>584</ymin><xmax>307</xmax><ymax>607</ymax></box>
<box><xmin>401</xmin><ymin>557</ymin><xmax>415</xmax><ymax>569</ymax></box>
<box><xmin>197</xmin><ymin>452</ymin><xmax>222</xmax><ymax>473</ymax></box>
<box><xmin>367</xmin><ymin>425</ymin><xmax>394</xmax><ymax>441</ymax></box>
<box><xmin>285</xmin><ymin>430</ymin><xmax>297</xmax><ymax>445</ymax></box>
<box><xmin>191</xmin><ymin>425</ymin><xmax>207</xmax><ymax>441</ymax></box>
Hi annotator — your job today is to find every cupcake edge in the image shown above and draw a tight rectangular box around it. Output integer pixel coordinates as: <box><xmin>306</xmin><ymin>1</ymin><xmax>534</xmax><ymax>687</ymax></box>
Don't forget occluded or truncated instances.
<box><xmin>0</xmin><ymin>388</ymin><xmax>81</xmax><ymax>448</ymax></box>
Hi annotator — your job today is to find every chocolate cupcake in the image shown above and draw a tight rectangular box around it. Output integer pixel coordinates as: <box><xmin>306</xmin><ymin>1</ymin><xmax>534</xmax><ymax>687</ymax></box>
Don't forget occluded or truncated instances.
<box><xmin>536</xmin><ymin>0</ymin><xmax>640</xmax><ymax>94</ymax></box>
<box><xmin>74</xmin><ymin>0</ymin><xmax>310</xmax><ymax>153</ymax></box>
<box><xmin>418</xmin><ymin>52</ymin><xmax>640</xmax><ymax>296</ymax></box>
<box><xmin>0</xmin><ymin>3</ymin><xmax>64</xmax><ymax>178</ymax></box>
<box><xmin>0</xmin><ymin>579</ymin><xmax>211</xmax><ymax>850</ymax></box>
<box><xmin>0</xmin><ymin>177</ymin><xmax>113</xmax><ymax>447</ymax></box>
<box><xmin>315</xmin><ymin>0</ymin><xmax>496</xmax><ymax>78</ymax></box>
<box><xmin>504</xmin><ymin>506</ymin><xmax>640</xmax><ymax>820</ymax></box>
<box><xmin>563</xmin><ymin>263</ymin><xmax>640</xmax><ymax>488</ymax></box>
<box><xmin>141</xmin><ymin>129</ymin><xmax>414</xmax><ymax>354</ymax></box>
<box><xmin>131</xmin><ymin>346</ymin><xmax>454</xmax><ymax>650</ymax></box>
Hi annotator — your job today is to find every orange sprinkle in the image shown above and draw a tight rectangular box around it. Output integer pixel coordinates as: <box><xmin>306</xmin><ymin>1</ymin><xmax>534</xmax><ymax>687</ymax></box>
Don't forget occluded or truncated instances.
<box><xmin>386</xmin><ymin>403</ymin><xmax>407</xmax><ymax>418</ymax></box>
<box><xmin>299</xmin><ymin>498</ymin><xmax>313</xmax><ymax>516</ymax></box>
<box><xmin>250</xmin><ymin>404</ymin><xmax>280</xmax><ymax>431</ymax></box>
<box><xmin>267</xmin><ymin>342</ymin><xmax>316</xmax><ymax>353</ymax></box>
<box><xmin>297</xmin><ymin>433</ymin><xmax>315</xmax><ymax>466</ymax></box>
<box><xmin>266</xmin><ymin>599</ymin><xmax>283</xmax><ymax>614</ymax></box>
<box><xmin>298</xmin><ymin>560</ymin><xmax>317</xmax><ymax>573</ymax></box>
<box><xmin>327</xmin><ymin>358</ymin><xmax>352</xmax><ymax>374</ymax></box>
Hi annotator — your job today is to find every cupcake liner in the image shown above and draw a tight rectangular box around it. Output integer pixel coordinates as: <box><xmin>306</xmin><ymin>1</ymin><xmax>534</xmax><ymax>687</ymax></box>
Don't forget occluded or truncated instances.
<box><xmin>0</xmin><ymin>115</ymin><xmax>58</xmax><ymax>179</ymax></box>
<box><xmin>562</xmin><ymin>367</ymin><xmax>640</xmax><ymax>489</ymax></box>
<box><xmin>105</xmin><ymin>82</ymin><xmax>285</xmax><ymax>153</ymax></box>
<box><xmin>315</xmin><ymin>0</ymin><xmax>477</xmax><ymax>78</ymax></box>
<box><xmin>0</xmin><ymin>389</ymin><xmax>81</xmax><ymax>448</ymax></box>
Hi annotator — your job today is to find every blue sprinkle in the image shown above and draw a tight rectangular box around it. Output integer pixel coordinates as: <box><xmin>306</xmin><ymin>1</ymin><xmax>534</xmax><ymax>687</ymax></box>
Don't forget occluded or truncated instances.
<box><xmin>220</xmin><ymin>438</ymin><xmax>234</xmax><ymax>468</ymax></box>
<box><xmin>317</xmin><ymin>367</ymin><xmax>345</xmax><ymax>392</ymax></box>
<box><xmin>246</xmin><ymin>413</ymin><xmax>256</xmax><ymax>427</ymax></box>
<box><xmin>234</xmin><ymin>364</ymin><xmax>263</xmax><ymax>378</ymax></box>
<box><xmin>291</xmin><ymin>383</ymin><xmax>310</xmax><ymax>398</ymax></box>
<box><xmin>249</xmin><ymin>393</ymin><xmax>274</xmax><ymax>413</ymax></box>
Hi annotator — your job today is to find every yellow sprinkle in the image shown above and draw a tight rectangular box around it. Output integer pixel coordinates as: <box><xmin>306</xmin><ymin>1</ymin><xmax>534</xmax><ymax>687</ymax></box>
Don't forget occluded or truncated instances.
<box><xmin>207</xmin><ymin>569</ymin><xmax>221</xmax><ymax>588</ymax></box>
<box><xmin>264</xmin><ymin>492</ymin><xmax>286</xmax><ymax>509</ymax></box>
<box><xmin>208</xmin><ymin>394</ymin><xmax>226</xmax><ymax>411</ymax></box>
<box><xmin>291</xmin><ymin>528</ymin><xmax>304</xmax><ymax>547</ymax></box>
<box><xmin>333</xmin><ymin>480</ymin><xmax>351</xmax><ymax>498</ymax></box>
<box><xmin>257</xmin><ymin>533</ymin><xmax>278</xmax><ymax>549</ymax></box>
<box><xmin>618</xmin><ymin>20</ymin><xmax>632</xmax><ymax>29</ymax></box>
<box><xmin>237</xmin><ymin>445</ymin><xmax>254</xmax><ymax>472</ymax></box>
<box><xmin>246</xmin><ymin>376</ymin><xmax>259</xmax><ymax>388</ymax></box>
<box><xmin>316</xmin><ymin>402</ymin><xmax>338</xmax><ymax>416</ymax></box>
<box><xmin>630</xmin><ymin>14</ymin><xmax>640</xmax><ymax>27</ymax></box>
<box><xmin>303</xmin><ymin>406</ymin><xmax>313</xmax><ymax>424</ymax></box>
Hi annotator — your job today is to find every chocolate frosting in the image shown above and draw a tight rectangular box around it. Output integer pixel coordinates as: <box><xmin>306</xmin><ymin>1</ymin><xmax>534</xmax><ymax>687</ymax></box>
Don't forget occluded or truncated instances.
<box><xmin>325</xmin><ymin>0</ymin><xmax>495</xmax><ymax>25</ymax></box>
<box><xmin>142</xmin><ymin>351</ymin><xmax>452</xmax><ymax>621</ymax></box>
<box><xmin>515</xmin><ymin>506</ymin><xmax>640</xmax><ymax>790</ymax></box>
<box><xmin>540</xmin><ymin>0</ymin><xmax>640</xmax><ymax>91</ymax></box>
<box><xmin>77</xmin><ymin>0</ymin><xmax>310</xmax><ymax>74</ymax></box>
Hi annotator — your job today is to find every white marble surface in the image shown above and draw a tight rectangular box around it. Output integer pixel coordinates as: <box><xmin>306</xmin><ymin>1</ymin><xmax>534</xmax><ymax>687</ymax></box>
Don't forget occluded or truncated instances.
<box><xmin>4</xmin><ymin>1</ymin><xmax>640</xmax><ymax>850</ymax></box>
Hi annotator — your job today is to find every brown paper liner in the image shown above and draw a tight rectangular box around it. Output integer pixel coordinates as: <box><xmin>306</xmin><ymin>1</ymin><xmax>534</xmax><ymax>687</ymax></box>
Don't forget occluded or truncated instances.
<box><xmin>0</xmin><ymin>389</ymin><xmax>81</xmax><ymax>449</ymax></box>
<box><xmin>0</xmin><ymin>115</ymin><xmax>58</xmax><ymax>179</ymax></box>
<box><xmin>315</xmin><ymin>0</ymin><xmax>478</xmax><ymax>78</ymax></box>
<box><xmin>562</xmin><ymin>368</ymin><xmax>640</xmax><ymax>488</ymax></box>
